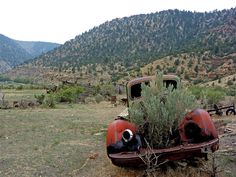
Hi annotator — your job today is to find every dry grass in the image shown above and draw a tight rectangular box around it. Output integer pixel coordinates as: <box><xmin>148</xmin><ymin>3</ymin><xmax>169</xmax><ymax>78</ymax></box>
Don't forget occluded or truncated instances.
<box><xmin>2</xmin><ymin>89</ymin><xmax>45</xmax><ymax>102</ymax></box>
<box><xmin>0</xmin><ymin>89</ymin><xmax>236</xmax><ymax>177</ymax></box>
<box><xmin>0</xmin><ymin>101</ymin><xmax>124</xmax><ymax>177</ymax></box>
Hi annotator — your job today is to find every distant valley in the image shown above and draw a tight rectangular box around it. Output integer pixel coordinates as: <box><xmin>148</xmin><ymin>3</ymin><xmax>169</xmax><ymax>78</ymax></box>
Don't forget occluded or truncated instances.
<box><xmin>0</xmin><ymin>34</ymin><xmax>60</xmax><ymax>72</ymax></box>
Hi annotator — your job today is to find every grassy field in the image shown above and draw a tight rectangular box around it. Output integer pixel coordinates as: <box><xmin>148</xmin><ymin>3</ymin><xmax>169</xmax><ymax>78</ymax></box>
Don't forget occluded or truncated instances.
<box><xmin>2</xmin><ymin>89</ymin><xmax>45</xmax><ymax>103</ymax></box>
<box><xmin>0</xmin><ymin>90</ymin><xmax>236</xmax><ymax>177</ymax></box>
<box><xmin>0</xmin><ymin>102</ymin><xmax>125</xmax><ymax>177</ymax></box>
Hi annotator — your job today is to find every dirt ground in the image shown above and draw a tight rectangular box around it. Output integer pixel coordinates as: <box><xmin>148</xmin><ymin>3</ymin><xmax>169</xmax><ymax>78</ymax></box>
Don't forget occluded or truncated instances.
<box><xmin>0</xmin><ymin>101</ymin><xmax>236</xmax><ymax>177</ymax></box>
<box><xmin>211</xmin><ymin>115</ymin><xmax>236</xmax><ymax>177</ymax></box>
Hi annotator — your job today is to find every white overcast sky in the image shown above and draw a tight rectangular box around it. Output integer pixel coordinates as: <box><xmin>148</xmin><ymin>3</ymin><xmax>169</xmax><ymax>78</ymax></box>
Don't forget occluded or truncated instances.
<box><xmin>1</xmin><ymin>0</ymin><xmax>236</xmax><ymax>44</ymax></box>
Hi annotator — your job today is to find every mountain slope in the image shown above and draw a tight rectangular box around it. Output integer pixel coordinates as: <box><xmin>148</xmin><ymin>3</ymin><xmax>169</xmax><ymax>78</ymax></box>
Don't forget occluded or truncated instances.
<box><xmin>16</xmin><ymin>40</ymin><xmax>60</xmax><ymax>58</ymax></box>
<box><xmin>6</xmin><ymin>8</ymin><xmax>236</xmax><ymax>85</ymax></box>
<box><xmin>31</xmin><ymin>8</ymin><xmax>236</xmax><ymax>70</ymax></box>
<box><xmin>0</xmin><ymin>34</ymin><xmax>31</xmax><ymax>71</ymax></box>
<box><xmin>0</xmin><ymin>34</ymin><xmax>60</xmax><ymax>72</ymax></box>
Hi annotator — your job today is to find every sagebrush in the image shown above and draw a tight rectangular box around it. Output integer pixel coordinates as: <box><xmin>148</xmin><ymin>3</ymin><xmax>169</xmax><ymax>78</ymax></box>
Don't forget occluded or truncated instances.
<box><xmin>129</xmin><ymin>74</ymin><xmax>196</xmax><ymax>148</ymax></box>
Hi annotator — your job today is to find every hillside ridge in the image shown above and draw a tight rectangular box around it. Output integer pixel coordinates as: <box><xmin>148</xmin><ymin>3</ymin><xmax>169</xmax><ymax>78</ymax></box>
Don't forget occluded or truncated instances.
<box><xmin>0</xmin><ymin>34</ymin><xmax>60</xmax><ymax>72</ymax></box>
<box><xmin>30</xmin><ymin>8</ymin><xmax>236</xmax><ymax>70</ymax></box>
<box><xmin>5</xmin><ymin>8</ymin><xmax>236</xmax><ymax>84</ymax></box>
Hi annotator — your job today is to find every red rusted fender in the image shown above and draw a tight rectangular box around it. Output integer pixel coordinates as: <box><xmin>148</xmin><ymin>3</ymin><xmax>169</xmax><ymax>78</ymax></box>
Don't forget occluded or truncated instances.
<box><xmin>106</xmin><ymin>75</ymin><xmax>220</xmax><ymax>167</ymax></box>
<box><xmin>179</xmin><ymin>109</ymin><xmax>218</xmax><ymax>144</ymax></box>
<box><xmin>107</xmin><ymin>109</ymin><xmax>219</xmax><ymax>167</ymax></box>
<box><xmin>106</xmin><ymin>119</ymin><xmax>136</xmax><ymax>146</ymax></box>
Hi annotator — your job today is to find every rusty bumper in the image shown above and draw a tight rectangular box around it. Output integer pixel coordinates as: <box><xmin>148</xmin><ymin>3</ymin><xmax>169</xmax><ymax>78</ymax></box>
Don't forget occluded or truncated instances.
<box><xmin>108</xmin><ymin>138</ymin><xmax>219</xmax><ymax>167</ymax></box>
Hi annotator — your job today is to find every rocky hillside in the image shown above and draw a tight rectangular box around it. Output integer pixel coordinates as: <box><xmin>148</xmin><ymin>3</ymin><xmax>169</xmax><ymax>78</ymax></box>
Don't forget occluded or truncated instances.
<box><xmin>140</xmin><ymin>52</ymin><xmax>236</xmax><ymax>84</ymax></box>
<box><xmin>0</xmin><ymin>34</ymin><xmax>31</xmax><ymax>72</ymax></box>
<box><xmin>6</xmin><ymin>8</ymin><xmax>236</xmax><ymax>85</ymax></box>
<box><xmin>0</xmin><ymin>34</ymin><xmax>60</xmax><ymax>72</ymax></box>
<box><xmin>30</xmin><ymin>8</ymin><xmax>236</xmax><ymax>71</ymax></box>
<box><xmin>6</xmin><ymin>51</ymin><xmax>235</xmax><ymax>87</ymax></box>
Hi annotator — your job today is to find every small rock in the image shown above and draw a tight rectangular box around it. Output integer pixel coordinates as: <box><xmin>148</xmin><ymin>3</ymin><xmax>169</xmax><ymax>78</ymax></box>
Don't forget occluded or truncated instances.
<box><xmin>94</xmin><ymin>132</ymin><xmax>103</xmax><ymax>136</ymax></box>
<box><xmin>89</xmin><ymin>153</ymin><xmax>99</xmax><ymax>159</ymax></box>
<box><xmin>177</xmin><ymin>161</ymin><xmax>187</xmax><ymax>167</ymax></box>
<box><xmin>224</xmin><ymin>128</ymin><xmax>233</xmax><ymax>133</ymax></box>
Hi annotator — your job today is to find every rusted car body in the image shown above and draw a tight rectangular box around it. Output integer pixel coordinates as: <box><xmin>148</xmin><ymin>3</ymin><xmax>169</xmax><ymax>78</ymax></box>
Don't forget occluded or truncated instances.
<box><xmin>106</xmin><ymin>75</ymin><xmax>219</xmax><ymax>167</ymax></box>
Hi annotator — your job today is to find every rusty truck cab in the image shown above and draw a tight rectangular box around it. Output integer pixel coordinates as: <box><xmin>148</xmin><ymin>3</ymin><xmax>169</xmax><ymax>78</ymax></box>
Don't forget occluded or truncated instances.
<box><xmin>126</xmin><ymin>75</ymin><xmax>180</xmax><ymax>107</ymax></box>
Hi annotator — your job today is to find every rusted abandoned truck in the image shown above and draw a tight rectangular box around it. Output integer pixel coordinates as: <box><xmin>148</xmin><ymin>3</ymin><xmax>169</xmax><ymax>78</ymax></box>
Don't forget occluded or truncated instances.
<box><xmin>106</xmin><ymin>75</ymin><xmax>219</xmax><ymax>167</ymax></box>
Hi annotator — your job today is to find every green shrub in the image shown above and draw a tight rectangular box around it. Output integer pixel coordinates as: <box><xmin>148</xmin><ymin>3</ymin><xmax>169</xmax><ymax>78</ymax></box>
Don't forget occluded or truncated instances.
<box><xmin>188</xmin><ymin>86</ymin><xmax>204</xmax><ymax>99</ymax></box>
<box><xmin>16</xmin><ymin>85</ymin><xmax>23</xmax><ymax>90</ymax></box>
<box><xmin>193</xmin><ymin>79</ymin><xmax>202</xmax><ymax>85</ymax></box>
<box><xmin>99</xmin><ymin>84</ymin><xmax>115</xmax><ymax>96</ymax></box>
<box><xmin>0</xmin><ymin>75</ymin><xmax>11</xmax><ymax>82</ymax></box>
<box><xmin>189</xmin><ymin>86</ymin><xmax>226</xmax><ymax>105</ymax></box>
<box><xmin>111</xmin><ymin>74</ymin><xmax>120</xmax><ymax>82</ymax></box>
<box><xmin>174</xmin><ymin>59</ymin><xmax>180</xmax><ymax>66</ymax></box>
<box><xmin>34</xmin><ymin>94</ymin><xmax>45</xmax><ymax>104</ymax></box>
<box><xmin>129</xmin><ymin>74</ymin><xmax>196</xmax><ymax>148</ymax></box>
<box><xmin>44</xmin><ymin>94</ymin><xmax>56</xmax><ymax>108</ymax></box>
<box><xmin>227</xmin><ymin>80</ymin><xmax>233</xmax><ymax>86</ymax></box>
<box><xmin>95</xmin><ymin>94</ymin><xmax>103</xmax><ymax>103</ymax></box>
<box><xmin>226</xmin><ymin>87</ymin><xmax>236</xmax><ymax>96</ymax></box>
<box><xmin>0</xmin><ymin>100</ymin><xmax>10</xmax><ymax>109</ymax></box>
<box><xmin>13</xmin><ymin>77</ymin><xmax>33</xmax><ymax>84</ymax></box>
<box><xmin>203</xmin><ymin>88</ymin><xmax>225</xmax><ymax>105</ymax></box>
<box><xmin>55</xmin><ymin>86</ymin><xmax>84</xmax><ymax>103</ymax></box>
<box><xmin>93</xmin><ymin>85</ymin><xmax>101</xmax><ymax>95</ymax></box>
<box><xmin>167</xmin><ymin>67</ymin><xmax>176</xmax><ymax>73</ymax></box>
<box><xmin>188</xmin><ymin>59</ymin><xmax>193</xmax><ymax>68</ymax></box>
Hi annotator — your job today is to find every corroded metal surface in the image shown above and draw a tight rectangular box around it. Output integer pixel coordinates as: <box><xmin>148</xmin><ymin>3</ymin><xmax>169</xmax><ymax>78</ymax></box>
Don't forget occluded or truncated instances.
<box><xmin>106</xmin><ymin>75</ymin><xmax>219</xmax><ymax>167</ymax></box>
<box><xmin>108</xmin><ymin>138</ymin><xmax>219</xmax><ymax>167</ymax></box>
